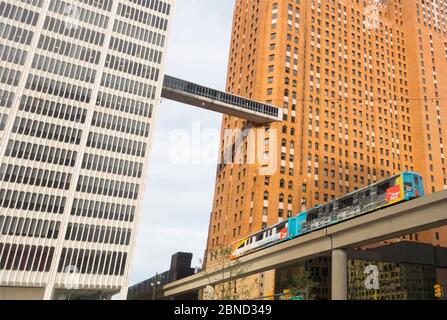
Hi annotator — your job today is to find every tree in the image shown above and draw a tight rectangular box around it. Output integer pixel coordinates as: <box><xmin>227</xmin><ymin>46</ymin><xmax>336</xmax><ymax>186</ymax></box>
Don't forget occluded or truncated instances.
<box><xmin>288</xmin><ymin>268</ymin><xmax>319</xmax><ymax>300</ymax></box>
<box><xmin>200</xmin><ymin>245</ymin><xmax>258</xmax><ymax>300</ymax></box>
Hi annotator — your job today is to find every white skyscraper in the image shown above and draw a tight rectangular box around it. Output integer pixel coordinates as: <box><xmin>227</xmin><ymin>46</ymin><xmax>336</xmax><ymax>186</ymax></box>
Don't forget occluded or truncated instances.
<box><xmin>0</xmin><ymin>0</ymin><xmax>174</xmax><ymax>300</ymax></box>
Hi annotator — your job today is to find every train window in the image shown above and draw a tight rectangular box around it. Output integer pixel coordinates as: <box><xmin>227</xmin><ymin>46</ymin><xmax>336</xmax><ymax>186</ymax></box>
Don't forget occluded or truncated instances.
<box><xmin>307</xmin><ymin>209</ymin><xmax>315</xmax><ymax>222</ymax></box>
<box><xmin>308</xmin><ymin>208</ymin><xmax>318</xmax><ymax>221</ymax></box>
<box><xmin>256</xmin><ymin>233</ymin><xmax>263</xmax><ymax>241</ymax></box>
<box><xmin>414</xmin><ymin>176</ymin><xmax>419</xmax><ymax>184</ymax></box>
<box><xmin>339</xmin><ymin>196</ymin><xmax>353</xmax><ymax>210</ymax></box>
<box><xmin>276</xmin><ymin>223</ymin><xmax>286</xmax><ymax>233</ymax></box>
<box><xmin>238</xmin><ymin>242</ymin><xmax>245</xmax><ymax>249</ymax></box>
<box><xmin>377</xmin><ymin>180</ymin><xmax>392</xmax><ymax>195</ymax></box>
<box><xmin>324</xmin><ymin>204</ymin><xmax>333</xmax><ymax>213</ymax></box>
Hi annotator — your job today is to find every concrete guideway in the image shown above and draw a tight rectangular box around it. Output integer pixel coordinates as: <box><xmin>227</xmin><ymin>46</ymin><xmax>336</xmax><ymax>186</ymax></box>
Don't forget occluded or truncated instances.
<box><xmin>161</xmin><ymin>190</ymin><xmax>447</xmax><ymax>299</ymax></box>
<box><xmin>161</xmin><ymin>75</ymin><xmax>282</xmax><ymax>124</ymax></box>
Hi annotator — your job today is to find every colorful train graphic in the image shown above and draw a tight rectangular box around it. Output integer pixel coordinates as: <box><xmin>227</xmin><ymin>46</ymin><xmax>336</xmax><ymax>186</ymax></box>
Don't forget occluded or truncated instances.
<box><xmin>230</xmin><ymin>172</ymin><xmax>424</xmax><ymax>260</ymax></box>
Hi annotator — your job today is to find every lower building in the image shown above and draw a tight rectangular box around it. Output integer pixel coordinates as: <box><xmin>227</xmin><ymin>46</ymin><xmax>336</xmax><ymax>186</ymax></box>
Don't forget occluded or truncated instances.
<box><xmin>275</xmin><ymin>257</ymin><xmax>331</xmax><ymax>300</ymax></box>
<box><xmin>348</xmin><ymin>260</ymin><xmax>436</xmax><ymax>300</ymax></box>
<box><xmin>275</xmin><ymin>241</ymin><xmax>447</xmax><ymax>300</ymax></box>
<box><xmin>127</xmin><ymin>252</ymin><xmax>198</xmax><ymax>300</ymax></box>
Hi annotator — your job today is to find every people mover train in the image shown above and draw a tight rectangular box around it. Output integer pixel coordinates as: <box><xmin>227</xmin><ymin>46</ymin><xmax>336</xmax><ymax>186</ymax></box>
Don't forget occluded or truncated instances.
<box><xmin>230</xmin><ymin>172</ymin><xmax>424</xmax><ymax>260</ymax></box>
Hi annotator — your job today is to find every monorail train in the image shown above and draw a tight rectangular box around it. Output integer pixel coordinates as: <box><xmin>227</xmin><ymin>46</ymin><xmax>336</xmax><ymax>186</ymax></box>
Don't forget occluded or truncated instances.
<box><xmin>230</xmin><ymin>172</ymin><xmax>424</xmax><ymax>260</ymax></box>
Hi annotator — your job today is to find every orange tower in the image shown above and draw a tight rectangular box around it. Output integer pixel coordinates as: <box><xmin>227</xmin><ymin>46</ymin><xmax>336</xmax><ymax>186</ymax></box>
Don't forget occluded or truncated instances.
<box><xmin>205</xmin><ymin>0</ymin><xmax>447</xmax><ymax>298</ymax></box>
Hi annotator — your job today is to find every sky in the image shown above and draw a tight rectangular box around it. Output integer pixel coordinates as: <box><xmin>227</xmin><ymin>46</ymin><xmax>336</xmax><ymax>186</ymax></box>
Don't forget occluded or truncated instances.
<box><xmin>128</xmin><ymin>1</ymin><xmax>235</xmax><ymax>286</ymax></box>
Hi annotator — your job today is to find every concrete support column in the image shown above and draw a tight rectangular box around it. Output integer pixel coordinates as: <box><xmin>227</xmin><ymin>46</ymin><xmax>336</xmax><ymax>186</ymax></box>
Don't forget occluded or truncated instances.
<box><xmin>43</xmin><ymin>284</ymin><xmax>54</xmax><ymax>300</ymax></box>
<box><xmin>119</xmin><ymin>286</ymin><xmax>129</xmax><ymax>300</ymax></box>
<box><xmin>331</xmin><ymin>249</ymin><xmax>348</xmax><ymax>300</ymax></box>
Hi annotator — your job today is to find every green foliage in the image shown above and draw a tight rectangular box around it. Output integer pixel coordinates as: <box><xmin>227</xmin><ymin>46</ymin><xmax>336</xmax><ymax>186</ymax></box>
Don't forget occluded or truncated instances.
<box><xmin>288</xmin><ymin>268</ymin><xmax>318</xmax><ymax>300</ymax></box>
<box><xmin>201</xmin><ymin>246</ymin><xmax>258</xmax><ymax>300</ymax></box>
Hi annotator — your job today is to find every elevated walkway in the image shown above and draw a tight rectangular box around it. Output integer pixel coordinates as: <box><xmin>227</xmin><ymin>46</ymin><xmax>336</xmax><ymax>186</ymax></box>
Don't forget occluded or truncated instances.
<box><xmin>161</xmin><ymin>75</ymin><xmax>282</xmax><ymax>124</ymax></box>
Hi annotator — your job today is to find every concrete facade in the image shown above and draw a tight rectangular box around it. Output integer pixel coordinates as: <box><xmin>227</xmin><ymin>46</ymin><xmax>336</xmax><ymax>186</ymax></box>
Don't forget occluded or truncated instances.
<box><xmin>0</xmin><ymin>286</ymin><xmax>44</xmax><ymax>300</ymax></box>
<box><xmin>0</xmin><ymin>0</ymin><xmax>175</xmax><ymax>299</ymax></box>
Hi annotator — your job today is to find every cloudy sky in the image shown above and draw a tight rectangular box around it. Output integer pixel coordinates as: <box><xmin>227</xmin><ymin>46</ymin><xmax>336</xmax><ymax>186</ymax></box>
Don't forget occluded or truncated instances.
<box><xmin>128</xmin><ymin>1</ymin><xmax>235</xmax><ymax>285</ymax></box>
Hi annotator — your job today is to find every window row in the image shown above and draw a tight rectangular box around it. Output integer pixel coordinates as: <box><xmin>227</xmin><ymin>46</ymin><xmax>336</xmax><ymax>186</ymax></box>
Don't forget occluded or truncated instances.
<box><xmin>0</xmin><ymin>243</ymin><xmax>54</xmax><ymax>272</ymax></box>
<box><xmin>20</xmin><ymin>0</ymin><xmax>43</xmax><ymax>8</ymax></box>
<box><xmin>19</xmin><ymin>95</ymin><xmax>87</xmax><ymax>124</ymax></box>
<box><xmin>0</xmin><ymin>215</ymin><xmax>60</xmax><ymax>239</ymax></box>
<box><xmin>128</xmin><ymin>0</ymin><xmax>171</xmax><ymax>16</ymax></box>
<box><xmin>76</xmin><ymin>175</ymin><xmax>139</xmax><ymax>200</ymax></box>
<box><xmin>0</xmin><ymin>89</ymin><xmax>14</xmax><ymax>108</ymax></box>
<box><xmin>109</xmin><ymin>36</ymin><xmax>163</xmax><ymax>65</ymax></box>
<box><xmin>0</xmin><ymin>164</ymin><xmax>72</xmax><ymax>190</ymax></box>
<box><xmin>12</xmin><ymin>117</ymin><xmax>83</xmax><ymax>145</ymax></box>
<box><xmin>0</xmin><ymin>189</ymin><xmax>66</xmax><ymax>214</ymax></box>
<box><xmin>19</xmin><ymin>0</ymin><xmax>43</xmax><ymax>7</ymax></box>
<box><xmin>71</xmin><ymin>198</ymin><xmax>135</xmax><ymax>222</ymax></box>
<box><xmin>0</xmin><ymin>65</ymin><xmax>21</xmax><ymax>86</ymax></box>
<box><xmin>43</xmin><ymin>16</ymin><xmax>105</xmax><ymax>46</ymax></box>
<box><xmin>25</xmin><ymin>74</ymin><xmax>92</xmax><ymax>103</ymax></box>
<box><xmin>37</xmin><ymin>34</ymin><xmax>101</xmax><ymax>65</ymax></box>
<box><xmin>49</xmin><ymin>0</ymin><xmax>109</xmax><ymax>29</ymax></box>
<box><xmin>96</xmin><ymin>91</ymin><xmax>153</xmax><ymax>118</ymax></box>
<box><xmin>117</xmin><ymin>3</ymin><xmax>168</xmax><ymax>32</ymax></box>
<box><xmin>31</xmin><ymin>53</ymin><xmax>96</xmax><ymax>84</ymax></box>
<box><xmin>5</xmin><ymin>140</ymin><xmax>78</xmax><ymax>167</ymax></box>
<box><xmin>0</xmin><ymin>1</ymin><xmax>39</xmax><ymax>26</ymax></box>
<box><xmin>106</xmin><ymin>53</ymin><xmax>159</xmax><ymax>82</ymax></box>
<box><xmin>78</xmin><ymin>0</ymin><xmax>112</xmax><ymax>12</ymax></box>
<box><xmin>112</xmin><ymin>19</ymin><xmax>165</xmax><ymax>48</ymax></box>
<box><xmin>91</xmin><ymin>111</ymin><xmax>150</xmax><ymax>138</ymax></box>
<box><xmin>82</xmin><ymin>153</ymin><xmax>143</xmax><ymax>178</ymax></box>
<box><xmin>100</xmin><ymin>72</ymin><xmax>156</xmax><ymax>99</ymax></box>
<box><xmin>0</xmin><ymin>21</ymin><xmax>34</xmax><ymax>45</ymax></box>
<box><xmin>0</xmin><ymin>113</ymin><xmax>6</xmax><ymax>130</ymax></box>
<box><xmin>86</xmin><ymin>132</ymin><xmax>147</xmax><ymax>158</ymax></box>
<box><xmin>57</xmin><ymin>248</ymin><xmax>127</xmax><ymax>276</ymax></box>
<box><xmin>0</xmin><ymin>43</ymin><xmax>28</xmax><ymax>65</ymax></box>
<box><xmin>65</xmin><ymin>223</ymin><xmax>131</xmax><ymax>246</ymax></box>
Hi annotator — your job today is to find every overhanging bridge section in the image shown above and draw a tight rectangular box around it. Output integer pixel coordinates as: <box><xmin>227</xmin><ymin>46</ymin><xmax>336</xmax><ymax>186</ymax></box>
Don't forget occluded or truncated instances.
<box><xmin>161</xmin><ymin>75</ymin><xmax>282</xmax><ymax>124</ymax></box>
<box><xmin>160</xmin><ymin>190</ymin><xmax>447</xmax><ymax>299</ymax></box>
